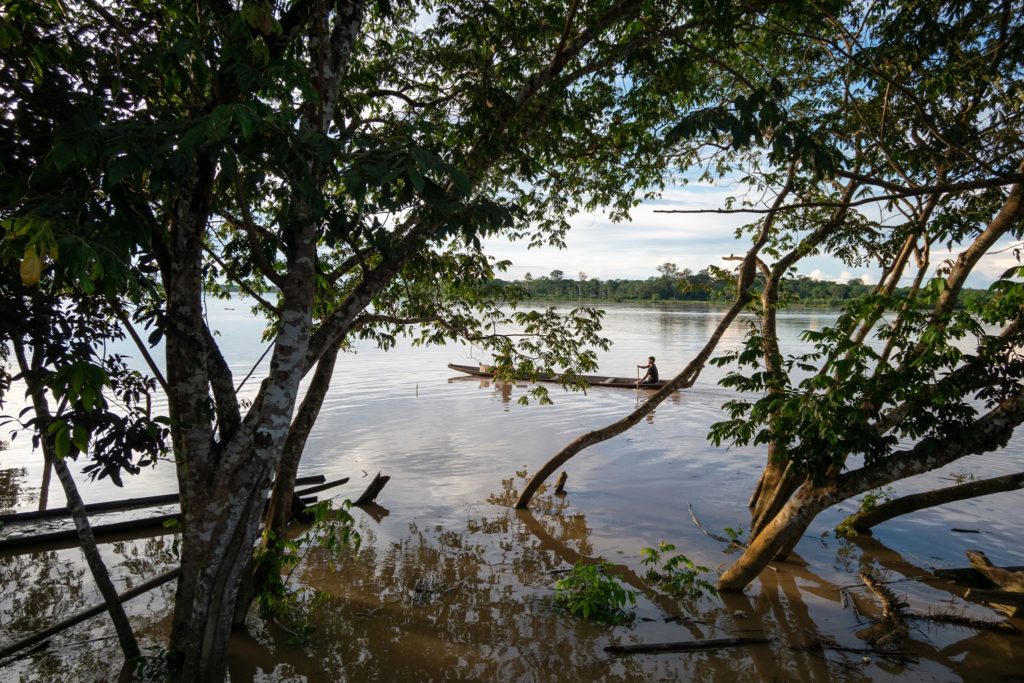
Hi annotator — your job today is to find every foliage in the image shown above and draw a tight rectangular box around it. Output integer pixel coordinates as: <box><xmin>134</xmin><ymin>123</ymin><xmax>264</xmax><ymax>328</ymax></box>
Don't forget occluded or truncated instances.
<box><xmin>553</xmin><ymin>561</ymin><xmax>637</xmax><ymax>625</ymax></box>
<box><xmin>722</xmin><ymin>526</ymin><xmax>745</xmax><ymax>545</ymax></box>
<box><xmin>640</xmin><ymin>542</ymin><xmax>717</xmax><ymax>598</ymax></box>
<box><xmin>253</xmin><ymin>500</ymin><xmax>361</xmax><ymax>645</ymax></box>
<box><xmin>0</xmin><ymin>270</ymin><xmax>169</xmax><ymax>484</ymax></box>
<box><xmin>495</xmin><ymin>268</ymin><xmax>982</xmax><ymax>305</ymax></box>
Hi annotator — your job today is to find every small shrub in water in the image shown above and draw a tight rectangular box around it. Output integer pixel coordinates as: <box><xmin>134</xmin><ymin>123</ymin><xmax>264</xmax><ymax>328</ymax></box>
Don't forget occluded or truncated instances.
<box><xmin>554</xmin><ymin>561</ymin><xmax>637</xmax><ymax>624</ymax></box>
<box><xmin>641</xmin><ymin>542</ymin><xmax>717</xmax><ymax>598</ymax></box>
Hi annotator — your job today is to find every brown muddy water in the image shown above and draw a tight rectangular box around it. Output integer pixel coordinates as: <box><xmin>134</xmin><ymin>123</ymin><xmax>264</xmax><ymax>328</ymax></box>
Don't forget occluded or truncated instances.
<box><xmin>1</xmin><ymin>300</ymin><xmax>1023</xmax><ymax>682</ymax></box>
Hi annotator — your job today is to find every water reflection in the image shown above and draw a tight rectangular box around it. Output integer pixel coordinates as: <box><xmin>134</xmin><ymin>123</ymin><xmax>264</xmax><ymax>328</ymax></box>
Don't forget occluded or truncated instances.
<box><xmin>0</xmin><ymin>539</ymin><xmax>178</xmax><ymax>682</ymax></box>
<box><xmin>0</xmin><ymin>467</ymin><xmax>27</xmax><ymax>514</ymax></box>
<box><xmin>223</xmin><ymin>475</ymin><xmax>1024</xmax><ymax>683</ymax></box>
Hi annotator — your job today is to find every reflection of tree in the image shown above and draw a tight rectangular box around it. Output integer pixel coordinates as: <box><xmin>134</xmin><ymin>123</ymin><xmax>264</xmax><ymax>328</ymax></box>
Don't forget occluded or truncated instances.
<box><xmin>229</xmin><ymin>480</ymin><xmax>772</xmax><ymax>683</ymax></box>
<box><xmin>0</xmin><ymin>541</ymin><xmax>179</xmax><ymax>682</ymax></box>
<box><xmin>0</xmin><ymin>551</ymin><xmax>86</xmax><ymax>636</ymax></box>
<box><xmin>0</xmin><ymin>467</ymin><xmax>27</xmax><ymax>514</ymax></box>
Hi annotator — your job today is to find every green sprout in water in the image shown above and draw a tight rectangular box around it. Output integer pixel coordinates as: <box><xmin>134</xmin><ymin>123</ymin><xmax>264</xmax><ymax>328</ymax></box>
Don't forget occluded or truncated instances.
<box><xmin>553</xmin><ymin>561</ymin><xmax>637</xmax><ymax>625</ymax></box>
<box><xmin>641</xmin><ymin>542</ymin><xmax>717</xmax><ymax>598</ymax></box>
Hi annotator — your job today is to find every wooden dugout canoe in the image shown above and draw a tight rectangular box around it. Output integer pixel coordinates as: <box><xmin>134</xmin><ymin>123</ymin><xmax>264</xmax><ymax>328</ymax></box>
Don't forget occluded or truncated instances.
<box><xmin>447</xmin><ymin>363</ymin><xmax>668</xmax><ymax>390</ymax></box>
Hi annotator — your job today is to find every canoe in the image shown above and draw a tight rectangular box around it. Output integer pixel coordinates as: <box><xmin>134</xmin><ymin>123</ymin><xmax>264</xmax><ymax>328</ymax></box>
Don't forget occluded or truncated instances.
<box><xmin>447</xmin><ymin>363</ymin><xmax>668</xmax><ymax>390</ymax></box>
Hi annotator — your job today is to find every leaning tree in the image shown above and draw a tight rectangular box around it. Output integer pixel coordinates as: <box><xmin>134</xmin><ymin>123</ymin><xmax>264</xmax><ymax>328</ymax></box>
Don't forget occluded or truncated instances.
<box><xmin>2</xmin><ymin>0</ymin><xmax>785</xmax><ymax>677</ymax></box>
<box><xmin>514</xmin><ymin>0</ymin><xmax>1024</xmax><ymax>592</ymax></box>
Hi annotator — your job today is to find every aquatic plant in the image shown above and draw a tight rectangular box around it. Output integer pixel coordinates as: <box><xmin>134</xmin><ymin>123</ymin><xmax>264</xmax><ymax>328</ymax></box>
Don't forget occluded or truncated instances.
<box><xmin>641</xmin><ymin>542</ymin><xmax>717</xmax><ymax>598</ymax></box>
<box><xmin>553</xmin><ymin>561</ymin><xmax>637</xmax><ymax>625</ymax></box>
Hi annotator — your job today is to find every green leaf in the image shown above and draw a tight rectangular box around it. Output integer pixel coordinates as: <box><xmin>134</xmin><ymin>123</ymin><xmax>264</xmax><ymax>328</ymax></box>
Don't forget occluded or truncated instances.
<box><xmin>55</xmin><ymin>425</ymin><xmax>71</xmax><ymax>459</ymax></box>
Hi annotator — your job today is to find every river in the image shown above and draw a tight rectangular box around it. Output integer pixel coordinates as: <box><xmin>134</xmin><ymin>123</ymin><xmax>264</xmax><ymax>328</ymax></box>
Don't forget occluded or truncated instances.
<box><xmin>1</xmin><ymin>298</ymin><xmax>1022</xmax><ymax>681</ymax></box>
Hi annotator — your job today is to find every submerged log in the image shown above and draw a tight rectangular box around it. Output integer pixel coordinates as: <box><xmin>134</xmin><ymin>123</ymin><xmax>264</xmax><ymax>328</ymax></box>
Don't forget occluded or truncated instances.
<box><xmin>354</xmin><ymin>472</ymin><xmax>390</xmax><ymax>506</ymax></box>
<box><xmin>967</xmin><ymin>550</ymin><xmax>1024</xmax><ymax>592</ymax></box>
<box><xmin>910</xmin><ymin>610</ymin><xmax>1019</xmax><ymax>633</ymax></box>
<box><xmin>605</xmin><ymin>636</ymin><xmax>769</xmax><ymax>655</ymax></box>
<box><xmin>859</xmin><ymin>571</ymin><xmax>909</xmax><ymax>648</ymax></box>
<box><xmin>964</xmin><ymin>588</ymin><xmax>1024</xmax><ymax>617</ymax></box>
<box><xmin>0</xmin><ymin>567</ymin><xmax>181</xmax><ymax>661</ymax></box>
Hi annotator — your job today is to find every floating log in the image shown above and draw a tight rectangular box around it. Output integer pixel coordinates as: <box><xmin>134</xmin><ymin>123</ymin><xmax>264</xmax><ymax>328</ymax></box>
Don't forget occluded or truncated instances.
<box><xmin>354</xmin><ymin>472</ymin><xmax>390</xmax><ymax>506</ymax></box>
<box><xmin>964</xmin><ymin>588</ymin><xmax>1024</xmax><ymax>617</ymax></box>
<box><xmin>554</xmin><ymin>472</ymin><xmax>568</xmax><ymax>495</ymax></box>
<box><xmin>0</xmin><ymin>474</ymin><xmax>327</xmax><ymax>525</ymax></box>
<box><xmin>967</xmin><ymin>549</ymin><xmax>1024</xmax><ymax>592</ymax></box>
<box><xmin>0</xmin><ymin>567</ymin><xmax>181</xmax><ymax>661</ymax></box>
<box><xmin>605</xmin><ymin>636</ymin><xmax>769</xmax><ymax>655</ymax></box>
<box><xmin>0</xmin><ymin>513</ymin><xmax>180</xmax><ymax>553</ymax></box>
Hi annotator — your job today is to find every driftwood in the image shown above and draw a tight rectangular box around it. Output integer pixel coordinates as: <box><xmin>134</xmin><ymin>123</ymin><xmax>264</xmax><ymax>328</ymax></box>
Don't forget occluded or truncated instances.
<box><xmin>0</xmin><ymin>475</ymin><xmax>341</xmax><ymax>554</ymax></box>
<box><xmin>354</xmin><ymin>472</ymin><xmax>390</xmax><ymax>506</ymax></box>
<box><xmin>964</xmin><ymin>588</ymin><xmax>1024</xmax><ymax>617</ymax></box>
<box><xmin>0</xmin><ymin>513</ymin><xmax>181</xmax><ymax>553</ymax></box>
<box><xmin>911</xmin><ymin>610</ymin><xmax>1019</xmax><ymax>633</ymax></box>
<box><xmin>605</xmin><ymin>636</ymin><xmax>769</xmax><ymax>655</ymax></box>
<box><xmin>859</xmin><ymin>571</ymin><xmax>909</xmax><ymax>648</ymax></box>
<box><xmin>294</xmin><ymin>476</ymin><xmax>349</xmax><ymax>498</ymax></box>
<box><xmin>933</xmin><ymin>565</ymin><xmax>1024</xmax><ymax>586</ymax></box>
<box><xmin>1</xmin><ymin>498</ymin><xmax>320</xmax><ymax>554</ymax></box>
<box><xmin>0</xmin><ymin>567</ymin><xmax>181</xmax><ymax>662</ymax></box>
<box><xmin>967</xmin><ymin>549</ymin><xmax>1024</xmax><ymax>592</ymax></box>
<box><xmin>0</xmin><ymin>474</ymin><xmax>327</xmax><ymax>525</ymax></box>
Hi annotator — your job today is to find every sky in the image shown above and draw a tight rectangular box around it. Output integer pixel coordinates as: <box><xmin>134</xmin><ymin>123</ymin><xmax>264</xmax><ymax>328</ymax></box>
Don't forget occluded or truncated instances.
<box><xmin>483</xmin><ymin>182</ymin><xmax>1021</xmax><ymax>289</ymax></box>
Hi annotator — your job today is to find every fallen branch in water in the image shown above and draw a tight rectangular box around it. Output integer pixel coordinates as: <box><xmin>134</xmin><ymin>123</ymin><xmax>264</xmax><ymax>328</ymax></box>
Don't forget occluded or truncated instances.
<box><xmin>910</xmin><ymin>610</ymin><xmax>1019</xmax><ymax>633</ymax></box>
<box><xmin>859</xmin><ymin>571</ymin><xmax>909</xmax><ymax>648</ymax></box>
<box><xmin>605</xmin><ymin>636</ymin><xmax>769</xmax><ymax>655</ymax></box>
<box><xmin>688</xmin><ymin>504</ymin><xmax>745</xmax><ymax>549</ymax></box>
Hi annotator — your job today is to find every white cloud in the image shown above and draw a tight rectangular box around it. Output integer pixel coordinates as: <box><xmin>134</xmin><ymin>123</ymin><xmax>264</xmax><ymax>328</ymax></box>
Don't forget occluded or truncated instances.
<box><xmin>483</xmin><ymin>187</ymin><xmax>1018</xmax><ymax>287</ymax></box>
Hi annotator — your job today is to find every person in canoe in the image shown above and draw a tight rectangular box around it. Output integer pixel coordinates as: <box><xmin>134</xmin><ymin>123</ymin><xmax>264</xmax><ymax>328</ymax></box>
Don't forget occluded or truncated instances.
<box><xmin>637</xmin><ymin>356</ymin><xmax>659</xmax><ymax>386</ymax></box>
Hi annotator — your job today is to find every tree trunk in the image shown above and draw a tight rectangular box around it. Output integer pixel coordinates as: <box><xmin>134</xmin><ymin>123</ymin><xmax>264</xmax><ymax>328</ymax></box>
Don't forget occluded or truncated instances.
<box><xmin>13</xmin><ymin>340</ymin><xmax>140</xmax><ymax>661</ymax></box>
<box><xmin>841</xmin><ymin>471</ymin><xmax>1024</xmax><ymax>533</ymax></box>
<box><xmin>50</xmin><ymin>458</ymin><xmax>141</xmax><ymax>659</ymax></box>
<box><xmin>266</xmin><ymin>344</ymin><xmax>340</xmax><ymax>540</ymax></box>
<box><xmin>720</xmin><ymin>480</ymin><xmax>825</xmax><ymax>590</ymax></box>
<box><xmin>721</xmin><ymin>390</ymin><xmax>1024</xmax><ymax>590</ymax></box>
<box><xmin>235</xmin><ymin>345</ymin><xmax>342</xmax><ymax>624</ymax></box>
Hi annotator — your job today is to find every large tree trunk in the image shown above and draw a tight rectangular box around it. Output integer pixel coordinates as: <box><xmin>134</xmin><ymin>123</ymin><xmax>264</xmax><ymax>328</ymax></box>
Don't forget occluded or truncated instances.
<box><xmin>721</xmin><ymin>390</ymin><xmax>1024</xmax><ymax>590</ymax></box>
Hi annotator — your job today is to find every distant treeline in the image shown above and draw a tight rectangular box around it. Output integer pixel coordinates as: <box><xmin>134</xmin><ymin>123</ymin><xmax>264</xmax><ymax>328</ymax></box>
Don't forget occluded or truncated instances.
<box><xmin>495</xmin><ymin>266</ymin><xmax>992</xmax><ymax>307</ymax></box>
